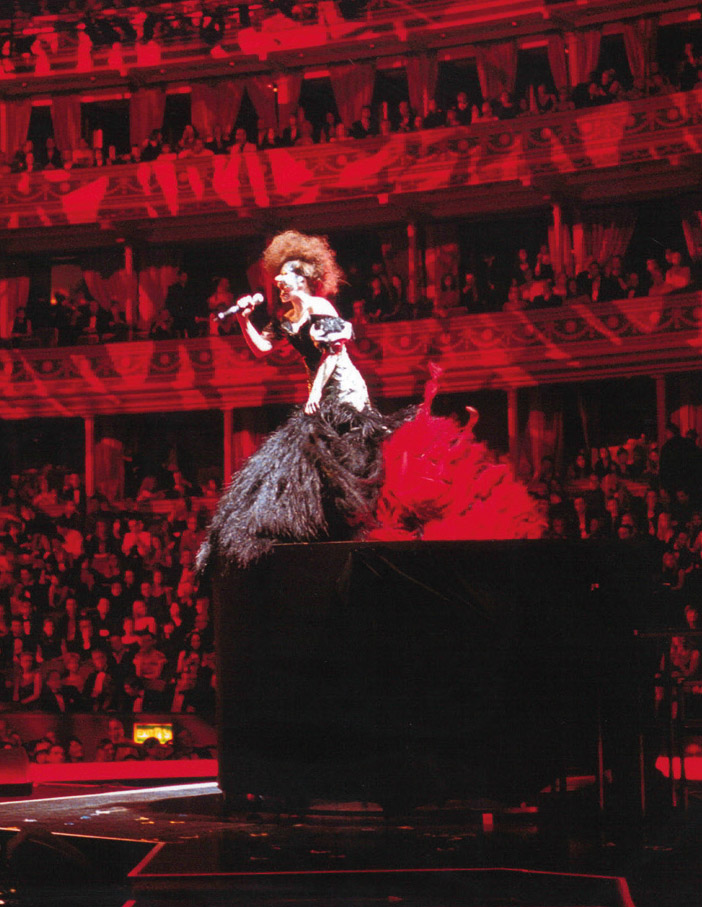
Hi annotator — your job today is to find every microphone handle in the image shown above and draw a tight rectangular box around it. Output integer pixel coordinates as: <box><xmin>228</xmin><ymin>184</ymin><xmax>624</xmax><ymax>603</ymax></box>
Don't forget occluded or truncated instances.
<box><xmin>217</xmin><ymin>293</ymin><xmax>264</xmax><ymax>320</ymax></box>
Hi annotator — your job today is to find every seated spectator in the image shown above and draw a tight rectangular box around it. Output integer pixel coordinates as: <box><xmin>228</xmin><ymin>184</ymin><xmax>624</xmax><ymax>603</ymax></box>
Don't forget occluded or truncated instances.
<box><xmin>479</xmin><ymin>100</ymin><xmax>497</xmax><ymax>122</ymax></box>
<box><xmin>83</xmin><ymin>648</ymin><xmax>115</xmax><ymax>711</ymax></box>
<box><xmin>180</xmin><ymin>137</ymin><xmax>215</xmax><ymax>160</ymax></box>
<box><xmin>157</xmin><ymin>142</ymin><xmax>177</xmax><ymax>161</ymax></box>
<box><xmin>648</xmin><ymin>64</ymin><xmax>674</xmax><ymax>96</ymax></box>
<box><xmin>669</xmin><ymin>634</ymin><xmax>701</xmax><ymax>680</ymax></box>
<box><xmin>133</xmin><ymin>631</ymin><xmax>167</xmax><ymax>684</ymax></box>
<box><xmin>295</xmin><ymin>119</ymin><xmax>315</xmax><ymax>146</ymax></box>
<box><xmin>258</xmin><ymin>126</ymin><xmax>280</xmax><ymax>150</ymax></box>
<box><xmin>350</xmin><ymin>106</ymin><xmax>377</xmax><ymax>139</ymax></box>
<box><xmin>365</xmin><ymin>275</ymin><xmax>393</xmax><ymax>321</ymax></box>
<box><xmin>32</xmin><ymin>738</ymin><xmax>53</xmax><ymax>763</ymax></box>
<box><xmin>495</xmin><ymin>90</ymin><xmax>518</xmax><ymax>120</ymax></box>
<box><xmin>423</xmin><ymin>98</ymin><xmax>445</xmax><ymax>129</ymax></box>
<box><xmin>93</xmin><ymin>596</ymin><xmax>119</xmax><ymax>643</ymax></box>
<box><xmin>459</xmin><ymin>271</ymin><xmax>481</xmax><ymax>312</ymax></box>
<box><xmin>624</xmin><ymin>77</ymin><xmax>647</xmax><ymax>101</ymax></box>
<box><xmin>535</xmin><ymin>83</ymin><xmax>556</xmax><ymax>114</ymax></box>
<box><xmin>169</xmin><ymin>661</ymin><xmax>201</xmax><ymax>713</ymax></box>
<box><xmin>149</xmin><ymin>309</ymin><xmax>174</xmax><ymax>340</ymax></box>
<box><xmin>13</xmin><ymin>651</ymin><xmax>42</xmax><ymax>707</ymax></box>
<box><xmin>553</xmin><ymin>86</ymin><xmax>575</xmax><ymax>112</ymax></box>
<box><xmin>36</xmin><ymin>616</ymin><xmax>63</xmax><ymax>663</ymax></box>
<box><xmin>39</xmin><ymin>668</ymin><xmax>75</xmax><ymax>712</ymax></box>
<box><xmin>229</xmin><ymin>127</ymin><xmax>256</xmax><ymax>154</ymax></box>
<box><xmin>178</xmin><ymin>123</ymin><xmax>198</xmax><ymax>154</ymax></box>
<box><xmin>453</xmin><ymin>91</ymin><xmax>472</xmax><ymax>126</ymax></box>
<box><xmin>661</xmin><ymin>251</ymin><xmax>692</xmax><ymax>294</ymax></box>
<box><xmin>435</xmin><ymin>273</ymin><xmax>460</xmax><ymax>316</ymax></box>
<box><xmin>593</xmin><ymin>446</ymin><xmax>615</xmax><ymax>480</ymax></box>
<box><xmin>645</xmin><ymin>258</ymin><xmax>666</xmax><ymax>295</ymax></box>
<box><xmin>95</xmin><ymin>738</ymin><xmax>115</xmax><ymax>762</ymax></box>
<box><xmin>77</xmin><ymin>298</ymin><xmax>111</xmax><ymax>343</ymax></box>
<box><xmin>104</xmin><ymin>300</ymin><xmax>129</xmax><ymax>342</ymax></box>
<box><xmin>330</xmin><ymin>121</ymin><xmax>348</xmax><ymax>142</ymax></box>
<box><xmin>625</xmin><ymin>272</ymin><xmax>642</xmax><ymax>297</ymax></box>
<box><xmin>577</xmin><ymin>260</ymin><xmax>603</xmax><ymax>301</ymax></box>
<box><xmin>72</xmin><ymin>138</ymin><xmax>95</xmax><ymax>168</ymax></box>
<box><xmin>531</xmin><ymin>278</ymin><xmax>560</xmax><ymax>308</ymax></box>
<box><xmin>67</xmin><ymin>736</ymin><xmax>84</xmax><ymax>762</ymax></box>
<box><xmin>9</xmin><ymin>307</ymin><xmax>32</xmax><ymax>347</ymax></box>
<box><xmin>165</xmin><ymin>269</ymin><xmax>195</xmax><ymax>339</ymax></box>
<box><xmin>41</xmin><ymin>136</ymin><xmax>62</xmax><ymax>170</ymax></box>
<box><xmin>142</xmin><ymin>736</ymin><xmax>173</xmax><ymax>760</ymax></box>
<box><xmin>394</xmin><ymin>100</ymin><xmax>414</xmax><ymax>132</ymax></box>
<box><xmin>534</xmin><ymin>245</ymin><xmax>554</xmax><ymax>283</ymax></box>
<box><xmin>10</xmin><ymin>140</ymin><xmax>33</xmax><ymax>174</ymax></box>
<box><xmin>132</xmin><ymin>599</ymin><xmax>157</xmax><ymax>637</ymax></box>
<box><xmin>140</xmin><ymin>129</ymin><xmax>162</xmax><ymax>162</ymax></box>
<box><xmin>503</xmin><ymin>281</ymin><xmax>528</xmax><ymax>312</ymax></box>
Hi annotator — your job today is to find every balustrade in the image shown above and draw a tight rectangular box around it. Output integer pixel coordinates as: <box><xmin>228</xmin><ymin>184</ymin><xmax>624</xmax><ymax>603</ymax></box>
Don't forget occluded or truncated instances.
<box><xmin>0</xmin><ymin>292</ymin><xmax>699</xmax><ymax>419</ymax></box>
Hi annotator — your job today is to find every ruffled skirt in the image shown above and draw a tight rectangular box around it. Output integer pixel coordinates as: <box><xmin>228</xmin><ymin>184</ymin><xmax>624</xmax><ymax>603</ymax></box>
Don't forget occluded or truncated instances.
<box><xmin>198</xmin><ymin>373</ymin><xmax>545</xmax><ymax>572</ymax></box>
<box><xmin>197</xmin><ymin>394</ymin><xmax>410</xmax><ymax>570</ymax></box>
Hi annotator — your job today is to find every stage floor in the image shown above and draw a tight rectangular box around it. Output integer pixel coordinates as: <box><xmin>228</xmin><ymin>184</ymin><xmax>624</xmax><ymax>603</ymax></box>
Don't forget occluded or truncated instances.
<box><xmin>0</xmin><ymin>782</ymin><xmax>700</xmax><ymax>907</ymax></box>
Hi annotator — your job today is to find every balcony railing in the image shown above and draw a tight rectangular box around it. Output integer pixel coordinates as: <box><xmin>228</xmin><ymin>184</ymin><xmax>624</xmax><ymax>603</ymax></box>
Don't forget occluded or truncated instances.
<box><xmin>2</xmin><ymin>88</ymin><xmax>701</xmax><ymax>242</ymax></box>
<box><xmin>1</xmin><ymin>292</ymin><xmax>699</xmax><ymax>419</ymax></box>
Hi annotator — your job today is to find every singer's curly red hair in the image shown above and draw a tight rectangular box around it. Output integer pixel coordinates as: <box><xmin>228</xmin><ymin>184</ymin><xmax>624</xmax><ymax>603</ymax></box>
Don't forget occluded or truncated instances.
<box><xmin>262</xmin><ymin>230</ymin><xmax>343</xmax><ymax>299</ymax></box>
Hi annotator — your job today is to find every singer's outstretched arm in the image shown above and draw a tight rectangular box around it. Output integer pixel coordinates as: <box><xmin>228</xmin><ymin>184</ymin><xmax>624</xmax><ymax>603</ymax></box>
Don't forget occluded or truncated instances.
<box><xmin>235</xmin><ymin>295</ymin><xmax>274</xmax><ymax>357</ymax></box>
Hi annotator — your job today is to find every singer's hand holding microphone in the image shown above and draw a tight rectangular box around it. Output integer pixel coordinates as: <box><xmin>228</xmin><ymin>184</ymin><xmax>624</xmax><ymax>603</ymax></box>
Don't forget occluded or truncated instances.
<box><xmin>217</xmin><ymin>293</ymin><xmax>264</xmax><ymax>320</ymax></box>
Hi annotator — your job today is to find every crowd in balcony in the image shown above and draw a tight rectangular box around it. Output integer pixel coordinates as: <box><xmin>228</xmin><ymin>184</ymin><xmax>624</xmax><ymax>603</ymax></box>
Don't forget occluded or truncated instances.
<box><xmin>6</xmin><ymin>235</ymin><xmax>696</xmax><ymax>349</ymax></box>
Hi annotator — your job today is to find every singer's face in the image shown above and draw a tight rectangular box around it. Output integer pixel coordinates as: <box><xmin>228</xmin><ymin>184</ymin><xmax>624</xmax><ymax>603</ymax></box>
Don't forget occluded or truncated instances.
<box><xmin>275</xmin><ymin>260</ymin><xmax>308</xmax><ymax>303</ymax></box>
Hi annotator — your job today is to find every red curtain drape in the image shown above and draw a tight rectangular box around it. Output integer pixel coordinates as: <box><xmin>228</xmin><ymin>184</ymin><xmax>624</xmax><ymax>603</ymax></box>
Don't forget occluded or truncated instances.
<box><xmin>50</xmin><ymin>95</ymin><xmax>82</xmax><ymax>155</ymax></box>
<box><xmin>547</xmin><ymin>206</ymin><xmax>574</xmax><ymax>278</ymax></box>
<box><xmin>0</xmin><ymin>99</ymin><xmax>32</xmax><ymax>157</ymax></box>
<box><xmin>275</xmin><ymin>72</ymin><xmax>304</xmax><ymax>129</ymax></box>
<box><xmin>191</xmin><ymin>80</ymin><xmax>245</xmax><ymax>140</ymax></box>
<box><xmin>475</xmin><ymin>40</ymin><xmax>518</xmax><ymax>101</ymax></box>
<box><xmin>547</xmin><ymin>34</ymin><xmax>569</xmax><ymax>90</ymax></box>
<box><xmin>81</xmin><ymin>250</ymin><xmax>136</xmax><ymax>328</ymax></box>
<box><xmin>566</xmin><ymin>30</ymin><xmax>601</xmax><ymax>86</ymax></box>
<box><xmin>95</xmin><ymin>437</ymin><xmax>125</xmax><ymax>502</ymax></box>
<box><xmin>681</xmin><ymin>210</ymin><xmax>702</xmax><ymax>261</ymax></box>
<box><xmin>329</xmin><ymin>62</ymin><xmax>375</xmax><ymax>129</ymax></box>
<box><xmin>406</xmin><ymin>52</ymin><xmax>439</xmax><ymax>117</ymax></box>
<box><xmin>622</xmin><ymin>17</ymin><xmax>658</xmax><ymax>82</ymax></box>
<box><xmin>571</xmin><ymin>207</ymin><xmax>637</xmax><ymax>272</ymax></box>
<box><xmin>136</xmin><ymin>248</ymin><xmax>180</xmax><ymax>329</ymax></box>
<box><xmin>0</xmin><ymin>274</ymin><xmax>30</xmax><ymax>339</ymax></box>
<box><xmin>246</xmin><ymin>76</ymin><xmax>277</xmax><ymax>131</ymax></box>
<box><xmin>129</xmin><ymin>88</ymin><xmax>166</xmax><ymax>149</ymax></box>
<box><xmin>519</xmin><ymin>388</ymin><xmax>564</xmax><ymax>481</ymax></box>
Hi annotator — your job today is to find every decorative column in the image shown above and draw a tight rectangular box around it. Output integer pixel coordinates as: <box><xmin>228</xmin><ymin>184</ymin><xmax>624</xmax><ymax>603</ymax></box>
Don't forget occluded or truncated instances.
<box><xmin>124</xmin><ymin>244</ymin><xmax>136</xmax><ymax>338</ymax></box>
<box><xmin>655</xmin><ymin>375</ymin><xmax>667</xmax><ymax>451</ymax></box>
<box><xmin>223</xmin><ymin>407</ymin><xmax>234</xmax><ymax>483</ymax></box>
<box><xmin>407</xmin><ymin>221</ymin><xmax>417</xmax><ymax>306</ymax></box>
<box><xmin>84</xmin><ymin>415</ymin><xmax>95</xmax><ymax>499</ymax></box>
<box><xmin>507</xmin><ymin>388</ymin><xmax>519</xmax><ymax>476</ymax></box>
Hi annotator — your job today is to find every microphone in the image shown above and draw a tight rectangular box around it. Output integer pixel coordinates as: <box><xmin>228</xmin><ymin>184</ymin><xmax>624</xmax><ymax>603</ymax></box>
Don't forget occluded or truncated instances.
<box><xmin>217</xmin><ymin>293</ymin><xmax>264</xmax><ymax>320</ymax></box>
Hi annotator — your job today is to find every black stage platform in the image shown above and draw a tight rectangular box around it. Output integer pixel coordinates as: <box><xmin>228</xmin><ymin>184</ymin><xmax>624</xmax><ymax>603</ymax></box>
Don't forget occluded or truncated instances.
<box><xmin>213</xmin><ymin>540</ymin><xmax>658</xmax><ymax>813</ymax></box>
<box><xmin>0</xmin><ymin>540</ymin><xmax>698</xmax><ymax>905</ymax></box>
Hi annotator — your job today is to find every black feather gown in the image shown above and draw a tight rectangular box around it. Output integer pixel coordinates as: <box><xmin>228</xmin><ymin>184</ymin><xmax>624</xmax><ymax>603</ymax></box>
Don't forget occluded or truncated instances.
<box><xmin>197</xmin><ymin>314</ymin><xmax>409</xmax><ymax>570</ymax></box>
